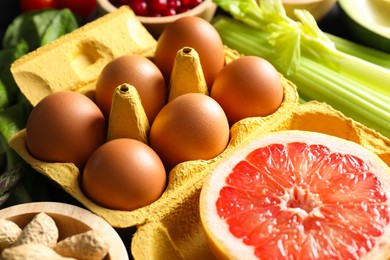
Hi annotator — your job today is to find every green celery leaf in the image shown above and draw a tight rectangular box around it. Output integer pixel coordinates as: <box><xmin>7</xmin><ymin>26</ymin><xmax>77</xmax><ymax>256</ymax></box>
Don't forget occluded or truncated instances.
<box><xmin>294</xmin><ymin>9</ymin><xmax>341</xmax><ymax>69</ymax></box>
<box><xmin>213</xmin><ymin>0</ymin><xmax>301</xmax><ymax>75</ymax></box>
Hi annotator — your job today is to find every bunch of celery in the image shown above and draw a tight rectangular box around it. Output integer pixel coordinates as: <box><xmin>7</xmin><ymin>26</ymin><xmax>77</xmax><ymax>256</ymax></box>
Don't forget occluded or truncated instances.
<box><xmin>212</xmin><ymin>0</ymin><xmax>390</xmax><ymax>138</ymax></box>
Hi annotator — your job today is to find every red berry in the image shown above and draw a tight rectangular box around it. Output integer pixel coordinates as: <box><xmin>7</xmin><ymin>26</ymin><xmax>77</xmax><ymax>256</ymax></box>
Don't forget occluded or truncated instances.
<box><xmin>179</xmin><ymin>6</ymin><xmax>189</xmax><ymax>13</ymax></box>
<box><xmin>20</xmin><ymin>0</ymin><xmax>57</xmax><ymax>12</ymax></box>
<box><xmin>162</xmin><ymin>7</ymin><xmax>176</xmax><ymax>16</ymax></box>
<box><xmin>148</xmin><ymin>0</ymin><xmax>168</xmax><ymax>14</ymax></box>
<box><xmin>168</xmin><ymin>0</ymin><xmax>181</xmax><ymax>11</ymax></box>
<box><xmin>121</xmin><ymin>0</ymin><xmax>203</xmax><ymax>17</ymax></box>
<box><xmin>188</xmin><ymin>0</ymin><xmax>202</xmax><ymax>8</ymax></box>
<box><xmin>129</xmin><ymin>0</ymin><xmax>148</xmax><ymax>16</ymax></box>
<box><xmin>181</xmin><ymin>0</ymin><xmax>190</xmax><ymax>6</ymax></box>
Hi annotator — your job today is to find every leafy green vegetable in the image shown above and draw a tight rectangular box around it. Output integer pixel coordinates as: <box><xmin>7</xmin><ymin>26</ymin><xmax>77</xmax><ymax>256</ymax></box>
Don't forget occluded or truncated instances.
<box><xmin>0</xmin><ymin>41</ymin><xmax>29</xmax><ymax>105</ymax></box>
<box><xmin>0</xmin><ymin>97</ymin><xmax>31</xmax><ymax>141</ymax></box>
<box><xmin>0</xmin><ymin>9</ymin><xmax>79</xmax><ymax>207</ymax></box>
<box><xmin>3</xmin><ymin>9</ymin><xmax>78</xmax><ymax>51</ymax></box>
<box><xmin>40</xmin><ymin>9</ymin><xmax>78</xmax><ymax>46</ymax></box>
<box><xmin>3</xmin><ymin>10</ymin><xmax>58</xmax><ymax>50</ymax></box>
<box><xmin>0</xmin><ymin>79</ymin><xmax>10</xmax><ymax>109</ymax></box>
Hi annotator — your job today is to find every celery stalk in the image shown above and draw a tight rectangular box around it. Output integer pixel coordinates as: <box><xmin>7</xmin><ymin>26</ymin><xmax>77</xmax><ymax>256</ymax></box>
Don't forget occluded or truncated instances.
<box><xmin>212</xmin><ymin>15</ymin><xmax>390</xmax><ymax>138</ymax></box>
<box><xmin>293</xmin><ymin>9</ymin><xmax>390</xmax><ymax>97</ymax></box>
<box><xmin>325</xmin><ymin>33</ymin><xmax>390</xmax><ymax>70</ymax></box>
<box><xmin>296</xmin><ymin>58</ymin><xmax>389</xmax><ymax>132</ymax></box>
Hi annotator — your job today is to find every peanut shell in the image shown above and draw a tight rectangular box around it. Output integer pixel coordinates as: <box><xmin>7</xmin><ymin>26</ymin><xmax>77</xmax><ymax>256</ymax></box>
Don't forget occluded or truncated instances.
<box><xmin>53</xmin><ymin>230</ymin><xmax>109</xmax><ymax>260</ymax></box>
<box><xmin>1</xmin><ymin>243</ymin><xmax>76</xmax><ymax>260</ymax></box>
<box><xmin>13</xmin><ymin>212</ymin><xmax>58</xmax><ymax>247</ymax></box>
<box><xmin>0</xmin><ymin>219</ymin><xmax>22</xmax><ymax>249</ymax></box>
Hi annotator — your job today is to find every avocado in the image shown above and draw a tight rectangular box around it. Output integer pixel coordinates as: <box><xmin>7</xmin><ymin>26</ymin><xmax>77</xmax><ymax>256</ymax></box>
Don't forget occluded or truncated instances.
<box><xmin>338</xmin><ymin>0</ymin><xmax>390</xmax><ymax>53</ymax></box>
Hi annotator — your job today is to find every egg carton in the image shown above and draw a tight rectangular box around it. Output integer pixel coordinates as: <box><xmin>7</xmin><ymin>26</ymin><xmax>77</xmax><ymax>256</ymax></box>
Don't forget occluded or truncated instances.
<box><xmin>8</xmin><ymin>6</ymin><xmax>390</xmax><ymax>260</ymax></box>
<box><xmin>11</xmin><ymin>6</ymin><xmax>157</xmax><ymax>106</ymax></box>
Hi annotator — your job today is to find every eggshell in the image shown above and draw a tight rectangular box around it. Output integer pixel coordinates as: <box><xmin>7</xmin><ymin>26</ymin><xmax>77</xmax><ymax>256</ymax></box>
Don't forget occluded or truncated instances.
<box><xmin>25</xmin><ymin>91</ymin><xmax>107</xmax><ymax>169</ymax></box>
<box><xmin>153</xmin><ymin>16</ymin><xmax>225</xmax><ymax>90</ymax></box>
<box><xmin>82</xmin><ymin>138</ymin><xmax>167</xmax><ymax>211</ymax></box>
<box><xmin>211</xmin><ymin>56</ymin><xmax>284</xmax><ymax>125</ymax></box>
<box><xmin>95</xmin><ymin>55</ymin><xmax>167</xmax><ymax>123</ymax></box>
<box><xmin>149</xmin><ymin>93</ymin><xmax>230</xmax><ymax>170</ymax></box>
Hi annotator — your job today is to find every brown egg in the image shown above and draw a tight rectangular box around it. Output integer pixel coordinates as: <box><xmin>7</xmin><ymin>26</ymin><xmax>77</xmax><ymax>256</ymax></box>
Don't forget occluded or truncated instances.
<box><xmin>153</xmin><ymin>16</ymin><xmax>225</xmax><ymax>90</ymax></box>
<box><xmin>25</xmin><ymin>91</ymin><xmax>107</xmax><ymax>169</ymax></box>
<box><xmin>95</xmin><ymin>55</ymin><xmax>167</xmax><ymax>123</ymax></box>
<box><xmin>82</xmin><ymin>138</ymin><xmax>167</xmax><ymax>211</ymax></box>
<box><xmin>149</xmin><ymin>93</ymin><xmax>230</xmax><ymax>170</ymax></box>
<box><xmin>210</xmin><ymin>56</ymin><xmax>284</xmax><ymax>125</ymax></box>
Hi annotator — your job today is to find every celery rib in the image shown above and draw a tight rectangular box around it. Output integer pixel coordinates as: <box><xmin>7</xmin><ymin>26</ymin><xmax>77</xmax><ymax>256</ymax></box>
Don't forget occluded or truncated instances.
<box><xmin>296</xmin><ymin>61</ymin><xmax>390</xmax><ymax>133</ymax></box>
<box><xmin>302</xmin><ymin>57</ymin><xmax>390</xmax><ymax>113</ymax></box>
<box><xmin>325</xmin><ymin>33</ymin><xmax>390</xmax><ymax>70</ymax></box>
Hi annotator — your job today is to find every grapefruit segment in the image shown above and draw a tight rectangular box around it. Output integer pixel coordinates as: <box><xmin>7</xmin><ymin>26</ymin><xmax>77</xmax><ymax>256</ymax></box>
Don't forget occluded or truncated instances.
<box><xmin>200</xmin><ymin>130</ymin><xmax>390</xmax><ymax>259</ymax></box>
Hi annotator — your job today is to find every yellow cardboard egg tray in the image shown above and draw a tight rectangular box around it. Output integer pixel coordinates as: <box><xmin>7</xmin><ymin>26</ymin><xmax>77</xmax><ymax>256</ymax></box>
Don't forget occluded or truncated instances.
<box><xmin>8</xmin><ymin>6</ymin><xmax>390</xmax><ymax>259</ymax></box>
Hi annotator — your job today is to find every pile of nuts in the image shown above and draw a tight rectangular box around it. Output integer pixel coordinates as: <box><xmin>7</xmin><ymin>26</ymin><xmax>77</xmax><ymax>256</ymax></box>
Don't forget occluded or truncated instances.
<box><xmin>0</xmin><ymin>213</ymin><xmax>109</xmax><ymax>260</ymax></box>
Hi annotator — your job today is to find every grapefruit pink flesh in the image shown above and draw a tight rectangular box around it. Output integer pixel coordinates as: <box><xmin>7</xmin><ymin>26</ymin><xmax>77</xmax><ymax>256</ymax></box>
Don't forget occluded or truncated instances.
<box><xmin>200</xmin><ymin>131</ymin><xmax>390</xmax><ymax>259</ymax></box>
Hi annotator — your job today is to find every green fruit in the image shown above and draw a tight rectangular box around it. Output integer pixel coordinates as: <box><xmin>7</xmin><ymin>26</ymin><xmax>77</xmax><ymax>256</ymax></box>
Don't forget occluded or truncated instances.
<box><xmin>338</xmin><ymin>0</ymin><xmax>390</xmax><ymax>52</ymax></box>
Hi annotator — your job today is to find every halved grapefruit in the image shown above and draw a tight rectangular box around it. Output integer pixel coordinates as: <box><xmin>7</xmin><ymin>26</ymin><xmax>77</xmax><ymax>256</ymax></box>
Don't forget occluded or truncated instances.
<box><xmin>200</xmin><ymin>130</ymin><xmax>390</xmax><ymax>259</ymax></box>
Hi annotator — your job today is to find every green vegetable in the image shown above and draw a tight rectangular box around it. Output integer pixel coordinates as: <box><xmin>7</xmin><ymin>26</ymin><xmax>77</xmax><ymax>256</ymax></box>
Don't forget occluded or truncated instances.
<box><xmin>0</xmin><ymin>9</ymin><xmax>79</xmax><ymax>207</ymax></box>
<box><xmin>325</xmin><ymin>33</ymin><xmax>390</xmax><ymax>70</ymax></box>
<box><xmin>212</xmin><ymin>0</ymin><xmax>390</xmax><ymax>138</ymax></box>
<box><xmin>3</xmin><ymin>8</ymin><xmax>78</xmax><ymax>51</ymax></box>
<box><xmin>0</xmin><ymin>41</ymin><xmax>29</xmax><ymax>105</ymax></box>
<box><xmin>0</xmin><ymin>79</ymin><xmax>10</xmax><ymax>109</ymax></box>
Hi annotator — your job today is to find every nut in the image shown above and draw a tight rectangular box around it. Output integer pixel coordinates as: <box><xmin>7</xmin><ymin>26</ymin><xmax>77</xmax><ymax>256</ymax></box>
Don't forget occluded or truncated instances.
<box><xmin>0</xmin><ymin>243</ymin><xmax>76</xmax><ymax>260</ymax></box>
<box><xmin>13</xmin><ymin>213</ymin><xmax>58</xmax><ymax>247</ymax></box>
<box><xmin>53</xmin><ymin>230</ymin><xmax>109</xmax><ymax>260</ymax></box>
<box><xmin>0</xmin><ymin>219</ymin><xmax>22</xmax><ymax>249</ymax></box>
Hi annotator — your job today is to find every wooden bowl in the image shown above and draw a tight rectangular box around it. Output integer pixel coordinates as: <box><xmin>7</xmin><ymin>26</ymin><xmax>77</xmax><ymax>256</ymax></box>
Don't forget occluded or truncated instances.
<box><xmin>96</xmin><ymin>0</ymin><xmax>217</xmax><ymax>38</ymax></box>
<box><xmin>0</xmin><ymin>202</ymin><xmax>129</xmax><ymax>260</ymax></box>
<box><xmin>282</xmin><ymin>0</ymin><xmax>336</xmax><ymax>21</ymax></box>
